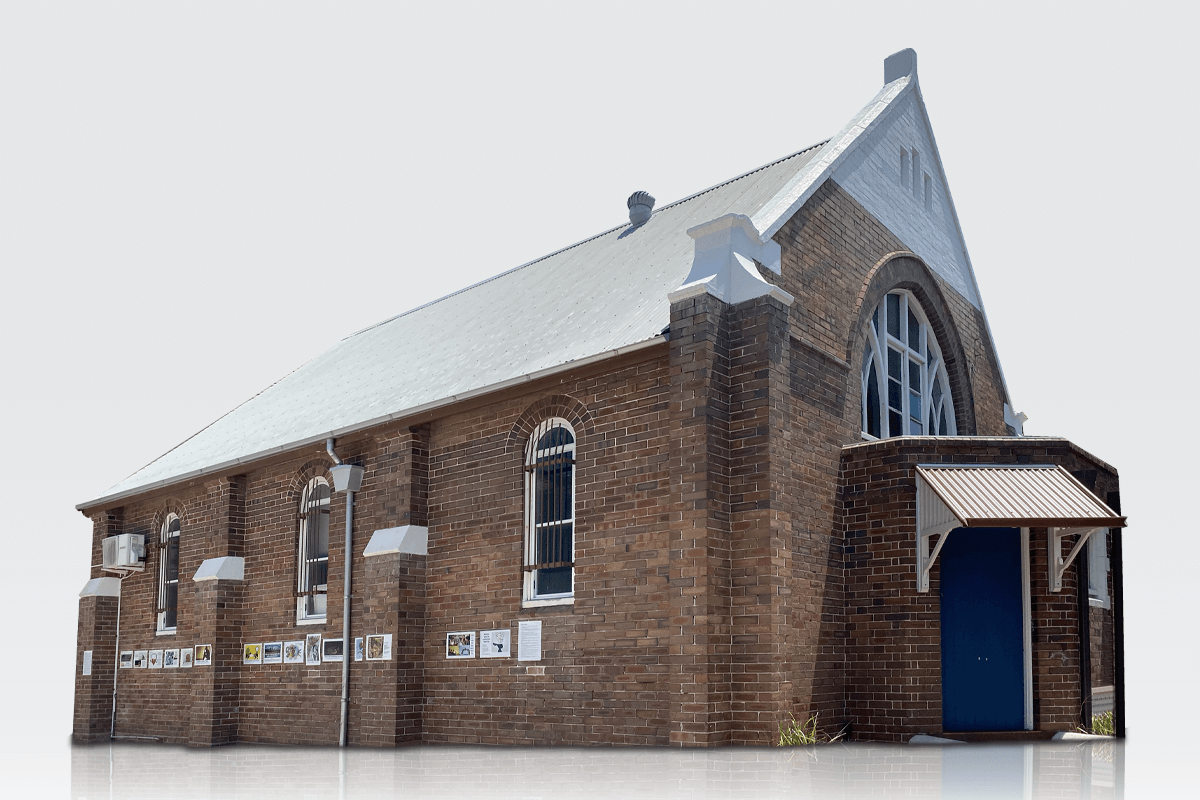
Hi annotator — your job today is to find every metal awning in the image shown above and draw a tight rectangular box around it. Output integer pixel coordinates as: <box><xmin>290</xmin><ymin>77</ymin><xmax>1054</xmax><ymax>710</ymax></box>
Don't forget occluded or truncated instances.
<box><xmin>914</xmin><ymin>464</ymin><xmax>1127</xmax><ymax>592</ymax></box>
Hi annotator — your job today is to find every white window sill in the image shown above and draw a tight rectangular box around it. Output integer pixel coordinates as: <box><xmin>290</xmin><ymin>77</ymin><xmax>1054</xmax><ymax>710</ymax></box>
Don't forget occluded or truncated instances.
<box><xmin>296</xmin><ymin>616</ymin><xmax>327</xmax><ymax>626</ymax></box>
<box><xmin>1088</xmin><ymin>596</ymin><xmax>1111</xmax><ymax>610</ymax></box>
<box><xmin>521</xmin><ymin>597</ymin><xmax>573</xmax><ymax>609</ymax></box>
<box><xmin>155</xmin><ymin>629</ymin><xmax>176</xmax><ymax>637</ymax></box>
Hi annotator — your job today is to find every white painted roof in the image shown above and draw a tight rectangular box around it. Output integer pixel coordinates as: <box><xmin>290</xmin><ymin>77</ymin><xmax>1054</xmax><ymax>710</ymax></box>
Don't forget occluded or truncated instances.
<box><xmin>83</xmin><ymin>142</ymin><xmax>826</xmax><ymax>508</ymax></box>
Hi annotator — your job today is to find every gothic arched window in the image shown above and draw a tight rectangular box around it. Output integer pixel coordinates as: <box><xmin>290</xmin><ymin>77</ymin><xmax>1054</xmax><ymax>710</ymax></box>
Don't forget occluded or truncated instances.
<box><xmin>524</xmin><ymin>419</ymin><xmax>575</xmax><ymax>602</ymax></box>
<box><xmin>862</xmin><ymin>291</ymin><xmax>955</xmax><ymax>439</ymax></box>
<box><xmin>297</xmin><ymin>476</ymin><xmax>331</xmax><ymax>622</ymax></box>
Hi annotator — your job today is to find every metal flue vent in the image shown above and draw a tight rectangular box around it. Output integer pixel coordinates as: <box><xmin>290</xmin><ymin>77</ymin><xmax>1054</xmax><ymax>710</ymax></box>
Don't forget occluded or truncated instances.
<box><xmin>627</xmin><ymin>191</ymin><xmax>655</xmax><ymax>225</ymax></box>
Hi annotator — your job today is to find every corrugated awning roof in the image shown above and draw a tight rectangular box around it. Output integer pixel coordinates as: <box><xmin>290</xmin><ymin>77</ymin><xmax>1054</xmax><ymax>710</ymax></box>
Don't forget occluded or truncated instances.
<box><xmin>915</xmin><ymin>465</ymin><xmax>1126</xmax><ymax>529</ymax></box>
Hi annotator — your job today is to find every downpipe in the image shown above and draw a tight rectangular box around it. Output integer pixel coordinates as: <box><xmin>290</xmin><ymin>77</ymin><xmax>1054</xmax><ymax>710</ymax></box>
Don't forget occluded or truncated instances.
<box><xmin>327</xmin><ymin>438</ymin><xmax>359</xmax><ymax>748</ymax></box>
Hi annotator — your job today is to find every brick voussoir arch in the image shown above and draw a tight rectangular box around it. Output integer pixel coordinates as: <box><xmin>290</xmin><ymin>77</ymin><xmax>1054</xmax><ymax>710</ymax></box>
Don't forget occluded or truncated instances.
<box><xmin>846</xmin><ymin>251</ymin><xmax>977</xmax><ymax>436</ymax></box>
<box><xmin>289</xmin><ymin>458</ymin><xmax>335</xmax><ymax>500</ymax></box>
<box><xmin>150</xmin><ymin>498</ymin><xmax>189</xmax><ymax>533</ymax></box>
<box><xmin>506</xmin><ymin>394</ymin><xmax>594</xmax><ymax>455</ymax></box>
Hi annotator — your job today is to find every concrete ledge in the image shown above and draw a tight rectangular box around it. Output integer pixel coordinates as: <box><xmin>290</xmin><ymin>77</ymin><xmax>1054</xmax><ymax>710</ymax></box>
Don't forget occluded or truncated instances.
<box><xmin>364</xmin><ymin>525</ymin><xmax>428</xmax><ymax>557</ymax></box>
<box><xmin>909</xmin><ymin>734</ymin><xmax>965</xmax><ymax>744</ymax></box>
<box><xmin>79</xmin><ymin>577</ymin><xmax>122</xmax><ymax>598</ymax></box>
<box><xmin>193</xmin><ymin>556</ymin><xmax>245</xmax><ymax>582</ymax></box>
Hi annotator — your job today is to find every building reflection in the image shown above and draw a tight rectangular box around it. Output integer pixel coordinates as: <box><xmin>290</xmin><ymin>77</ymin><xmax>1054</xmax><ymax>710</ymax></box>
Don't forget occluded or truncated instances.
<box><xmin>70</xmin><ymin>739</ymin><xmax>1121</xmax><ymax>800</ymax></box>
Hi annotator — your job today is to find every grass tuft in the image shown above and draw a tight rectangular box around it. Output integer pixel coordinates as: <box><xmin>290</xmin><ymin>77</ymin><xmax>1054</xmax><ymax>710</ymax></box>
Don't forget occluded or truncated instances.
<box><xmin>776</xmin><ymin>713</ymin><xmax>844</xmax><ymax>746</ymax></box>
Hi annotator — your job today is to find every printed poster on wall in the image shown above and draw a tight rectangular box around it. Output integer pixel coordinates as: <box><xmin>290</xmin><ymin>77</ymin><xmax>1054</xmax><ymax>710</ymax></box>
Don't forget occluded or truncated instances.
<box><xmin>480</xmin><ymin>629</ymin><xmax>510</xmax><ymax>658</ymax></box>
<box><xmin>517</xmin><ymin>621</ymin><xmax>541</xmax><ymax>661</ymax></box>
<box><xmin>354</xmin><ymin>637</ymin><xmax>364</xmax><ymax>662</ymax></box>
<box><xmin>194</xmin><ymin>645</ymin><xmax>212</xmax><ymax>666</ymax></box>
<box><xmin>305</xmin><ymin>634</ymin><xmax>322</xmax><ymax>666</ymax></box>
<box><xmin>366</xmin><ymin>634</ymin><xmax>392</xmax><ymax>661</ymax></box>
<box><xmin>120</xmin><ymin>651</ymin><xmax>133</xmax><ymax>669</ymax></box>
<box><xmin>148</xmin><ymin>650</ymin><xmax>163</xmax><ymax>669</ymax></box>
<box><xmin>446</xmin><ymin>632</ymin><xmax>474</xmax><ymax>659</ymax></box>
<box><xmin>283</xmin><ymin>641</ymin><xmax>304</xmax><ymax>664</ymax></box>
<box><xmin>181</xmin><ymin>648</ymin><xmax>194</xmax><ymax>668</ymax></box>
<box><xmin>322</xmin><ymin>639</ymin><xmax>344</xmax><ymax>662</ymax></box>
<box><xmin>164</xmin><ymin>649</ymin><xmax>179</xmax><ymax>668</ymax></box>
<box><xmin>263</xmin><ymin>642</ymin><xmax>283</xmax><ymax>664</ymax></box>
<box><xmin>133</xmin><ymin>650</ymin><xmax>148</xmax><ymax>668</ymax></box>
<box><xmin>82</xmin><ymin>650</ymin><xmax>92</xmax><ymax>676</ymax></box>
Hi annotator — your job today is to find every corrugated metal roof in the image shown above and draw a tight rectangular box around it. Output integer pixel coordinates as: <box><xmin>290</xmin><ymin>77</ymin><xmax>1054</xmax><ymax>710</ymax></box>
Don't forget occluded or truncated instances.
<box><xmin>915</xmin><ymin>465</ymin><xmax>1126</xmax><ymax>529</ymax></box>
<box><xmin>83</xmin><ymin>143</ymin><xmax>826</xmax><ymax>509</ymax></box>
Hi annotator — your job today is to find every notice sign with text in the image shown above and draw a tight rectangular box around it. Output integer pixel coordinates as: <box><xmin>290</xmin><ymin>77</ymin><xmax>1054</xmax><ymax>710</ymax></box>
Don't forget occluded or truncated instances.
<box><xmin>480</xmin><ymin>629</ymin><xmax>511</xmax><ymax>658</ymax></box>
<box><xmin>517</xmin><ymin>621</ymin><xmax>541</xmax><ymax>661</ymax></box>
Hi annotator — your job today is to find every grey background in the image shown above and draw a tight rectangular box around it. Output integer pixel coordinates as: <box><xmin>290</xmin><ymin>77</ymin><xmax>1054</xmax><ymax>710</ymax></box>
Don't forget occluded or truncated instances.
<box><xmin>1</xmin><ymin>1</ymin><xmax>1192</xmax><ymax>796</ymax></box>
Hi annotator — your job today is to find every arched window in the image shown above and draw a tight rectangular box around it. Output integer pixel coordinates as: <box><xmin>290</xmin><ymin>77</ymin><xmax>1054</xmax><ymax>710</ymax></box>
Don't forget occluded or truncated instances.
<box><xmin>862</xmin><ymin>291</ymin><xmax>955</xmax><ymax>439</ymax></box>
<box><xmin>524</xmin><ymin>419</ymin><xmax>575</xmax><ymax>602</ymax></box>
<box><xmin>297</xmin><ymin>476</ymin><xmax>331</xmax><ymax>622</ymax></box>
<box><xmin>157</xmin><ymin>513</ymin><xmax>180</xmax><ymax>632</ymax></box>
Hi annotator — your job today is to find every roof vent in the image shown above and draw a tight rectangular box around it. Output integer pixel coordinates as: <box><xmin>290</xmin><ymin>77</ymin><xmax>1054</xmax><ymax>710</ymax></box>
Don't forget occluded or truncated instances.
<box><xmin>627</xmin><ymin>191</ymin><xmax>655</xmax><ymax>226</ymax></box>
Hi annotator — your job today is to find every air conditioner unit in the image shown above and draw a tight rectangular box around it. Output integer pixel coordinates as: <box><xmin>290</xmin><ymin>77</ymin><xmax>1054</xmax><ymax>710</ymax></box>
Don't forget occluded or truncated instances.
<box><xmin>102</xmin><ymin>533</ymin><xmax>146</xmax><ymax>573</ymax></box>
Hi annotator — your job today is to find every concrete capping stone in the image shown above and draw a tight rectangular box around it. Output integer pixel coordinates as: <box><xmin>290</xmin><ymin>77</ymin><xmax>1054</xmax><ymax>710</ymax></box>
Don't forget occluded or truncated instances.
<box><xmin>193</xmin><ymin>556</ymin><xmax>245</xmax><ymax>582</ymax></box>
<box><xmin>79</xmin><ymin>577</ymin><xmax>121</xmax><ymax>598</ymax></box>
<box><xmin>364</xmin><ymin>525</ymin><xmax>428</xmax><ymax>557</ymax></box>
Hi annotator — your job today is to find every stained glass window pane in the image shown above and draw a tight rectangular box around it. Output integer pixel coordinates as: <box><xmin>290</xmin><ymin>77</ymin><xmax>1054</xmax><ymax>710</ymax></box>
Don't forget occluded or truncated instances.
<box><xmin>888</xmin><ymin>347</ymin><xmax>901</xmax><ymax>380</ymax></box>
<box><xmin>908</xmin><ymin>359</ymin><xmax>921</xmax><ymax>392</ymax></box>
<box><xmin>887</xmin><ymin>294</ymin><xmax>901</xmax><ymax>338</ymax></box>
<box><xmin>888</xmin><ymin>379</ymin><xmax>902</xmax><ymax>411</ymax></box>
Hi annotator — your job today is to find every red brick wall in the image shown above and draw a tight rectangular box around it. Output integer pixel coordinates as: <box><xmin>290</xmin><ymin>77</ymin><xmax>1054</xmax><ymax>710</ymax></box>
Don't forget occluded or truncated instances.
<box><xmin>836</xmin><ymin>437</ymin><xmax>1121</xmax><ymax>740</ymax></box>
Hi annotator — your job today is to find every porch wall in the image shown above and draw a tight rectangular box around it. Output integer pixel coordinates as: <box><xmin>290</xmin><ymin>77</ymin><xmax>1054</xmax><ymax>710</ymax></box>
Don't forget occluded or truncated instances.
<box><xmin>836</xmin><ymin>437</ymin><xmax>1121</xmax><ymax>741</ymax></box>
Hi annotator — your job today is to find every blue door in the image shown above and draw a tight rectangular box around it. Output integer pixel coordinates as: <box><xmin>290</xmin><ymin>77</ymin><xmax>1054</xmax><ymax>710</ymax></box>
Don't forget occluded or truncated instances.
<box><xmin>940</xmin><ymin>527</ymin><xmax>1025</xmax><ymax>731</ymax></box>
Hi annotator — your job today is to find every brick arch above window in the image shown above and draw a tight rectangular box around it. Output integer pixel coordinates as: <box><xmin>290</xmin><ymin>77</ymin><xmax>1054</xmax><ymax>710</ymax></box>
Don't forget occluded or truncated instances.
<box><xmin>288</xmin><ymin>459</ymin><xmax>335</xmax><ymax>498</ymax></box>
<box><xmin>506</xmin><ymin>394</ymin><xmax>594</xmax><ymax>455</ymax></box>
<box><xmin>150</xmin><ymin>499</ymin><xmax>189</xmax><ymax>533</ymax></box>
<box><xmin>846</xmin><ymin>252</ymin><xmax>977</xmax><ymax>436</ymax></box>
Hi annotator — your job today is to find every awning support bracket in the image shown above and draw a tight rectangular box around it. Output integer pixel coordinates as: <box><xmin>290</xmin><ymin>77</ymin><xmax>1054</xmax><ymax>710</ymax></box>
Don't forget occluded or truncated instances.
<box><xmin>1049</xmin><ymin>527</ymin><xmax>1099</xmax><ymax>593</ymax></box>
<box><xmin>917</xmin><ymin>520</ymin><xmax>958</xmax><ymax>593</ymax></box>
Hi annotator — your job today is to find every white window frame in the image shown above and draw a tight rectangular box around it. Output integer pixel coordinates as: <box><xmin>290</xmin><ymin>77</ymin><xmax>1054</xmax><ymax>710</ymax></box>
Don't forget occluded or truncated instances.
<box><xmin>296</xmin><ymin>476</ymin><xmax>331</xmax><ymax>624</ymax></box>
<box><xmin>523</xmin><ymin>418</ymin><xmax>575</xmax><ymax>607</ymax></box>
<box><xmin>862</xmin><ymin>290</ymin><xmax>956</xmax><ymax>440</ymax></box>
<box><xmin>156</xmin><ymin>513</ymin><xmax>180</xmax><ymax>634</ymax></box>
<box><xmin>1088</xmin><ymin>528</ymin><xmax>1111</xmax><ymax>609</ymax></box>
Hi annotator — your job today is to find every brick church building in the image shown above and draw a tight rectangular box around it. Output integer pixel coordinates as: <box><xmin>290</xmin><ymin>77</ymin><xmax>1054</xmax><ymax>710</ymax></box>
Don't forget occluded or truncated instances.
<box><xmin>73</xmin><ymin>50</ymin><xmax>1126</xmax><ymax>746</ymax></box>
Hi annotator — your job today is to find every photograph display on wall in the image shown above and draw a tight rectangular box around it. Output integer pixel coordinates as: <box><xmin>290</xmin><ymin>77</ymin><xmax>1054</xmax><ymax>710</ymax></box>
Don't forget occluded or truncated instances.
<box><xmin>446</xmin><ymin>631</ymin><xmax>475</xmax><ymax>659</ymax></box>
<box><xmin>322</xmin><ymin>638</ymin><xmax>344</xmax><ymax>662</ymax></box>
<box><xmin>305</xmin><ymin>634</ymin><xmax>322</xmax><ymax>666</ymax></box>
<box><xmin>133</xmin><ymin>650</ymin><xmax>147</xmax><ymax>668</ymax></box>
<box><xmin>120</xmin><ymin>651</ymin><xmax>133</xmax><ymax>669</ymax></box>
<box><xmin>283</xmin><ymin>642</ymin><xmax>304</xmax><ymax>666</ymax></box>
<box><xmin>163</xmin><ymin>649</ymin><xmax>179</xmax><ymax>668</ymax></box>
<box><xmin>480</xmin><ymin>629</ymin><xmax>510</xmax><ymax>658</ymax></box>
<box><xmin>194</xmin><ymin>644</ymin><xmax>212</xmax><ymax>666</ymax></box>
<box><xmin>243</xmin><ymin>643</ymin><xmax>262</xmax><ymax>665</ymax></box>
<box><xmin>148</xmin><ymin>650</ymin><xmax>163</xmax><ymax>669</ymax></box>
<box><xmin>354</xmin><ymin>637</ymin><xmax>364</xmax><ymax>662</ymax></box>
<box><xmin>366</xmin><ymin>634</ymin><xmax>393</xmax><ymax>661</ymax></box>
<box><xmin>263</xmin><ymin>642</ymin><xmax>283</xmax><ymax>664</ymax></box>
<box><xmin>181</xmin><ymin>648</ymin><xmax>193</xmax><ymax>668</ymax></box>
<box><xmin>283</xmin><ymin>641</ymin><xmax>304</xmax><ymax>664</ymax></box>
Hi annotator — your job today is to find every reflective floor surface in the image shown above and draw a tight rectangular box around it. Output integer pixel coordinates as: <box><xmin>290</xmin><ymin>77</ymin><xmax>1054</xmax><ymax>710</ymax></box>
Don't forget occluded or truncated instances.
<box><xmin>62</xmin><ymin>739</ymin><xmax>1122</xmax><ymax>800</ymax></box>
